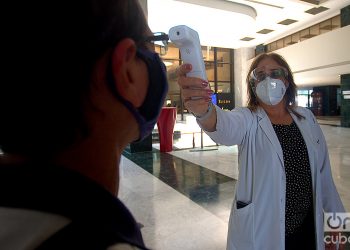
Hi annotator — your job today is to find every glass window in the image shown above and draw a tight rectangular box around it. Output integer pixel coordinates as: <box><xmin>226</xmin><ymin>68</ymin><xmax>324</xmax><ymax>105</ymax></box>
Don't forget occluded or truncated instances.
<box><xmin>217</xmin><ymin>48</ymin><xmax>231</xmax><ymax>63</ymax></box>
<box><xmin>209</xmin><ymin>81</ymin><xmax>215</xmax><ymax>92</ymax></box>
<box><xmin>296</xmin><ymin>89</ymin><xmax>312</xmax><ymax>108</ymax></box>
<box><xmin>217</xmin><ymin>63</ymin><xmax>231</xmax><ymax>81</ymax></box>
<box><xmin>277</xmin><ymin>39</ymin><xmax>284</xmax><ymax>49</ymax></box>
<box><xmin>291</xmin><ymin>33</ymin><xmax>299</xmax><ymax>44</ymax></box>
<box><xmin>202</xmin><ymin>46</ymin><xmax>214</xmax><ymax>61</ymax></box>
<box><xmin>217</xmin><ymin>82</ymin><xmax>231</xmax><ymax>93</ymax></box>
<box><xmin>266</xmin><ymin>44</ymin><xmax>272</xmax><ymax>52</ymax></box>
<box><xmin>284</xmin><ymin>36</ymin><xmax>292</xmax><ymax>47</ymax></box>
<box><xmin>160</xmin><ymin>44</ymin><xmax>179</xmax><ymax>60</ymax></box>
<box><xmin>166</xmin><ymin>93</ymin><xmax>181</xmax><ymax>109</ymax></box>
<box><xmin>159</xmin><ymin>41</ymin><xmax>234</xmax><ymax>149</ymax></box>
<box><xmin>165</xmin><ymin>60</ymin><xmax>180</xmax><ymax>83</ymax></box>
<box><xmin>205</xmin><ymin>62</ymin><xmax>215</xmax><ymax>82</ymax></box>
<box><xmin>270</xmin><ymin>42</ymin><xmax>277</xmax><ymax>51</ymax></box>
<box><xmin>296</xmin><ymin>94</ymin><xmax>308</xmax><ymax>107</ymax></box>
<box><xmin>310</xmin><ymin>24</ymin><xmax>320</xmax><ymax>37</ymax></box>
<box><xmin>298</xmin><ymin>90</ymin><xmax>309</xmax><ymax>95</ymax></box>
<box><xmin>332</xmin><ymin>15</ymin><xmax>341</xmax><ymax>29</ymax></box>
<box><xmin>162</xmin><ymin>43</ymin><xmax>234</xmax><ymax>107</ymax></box>
<box><xmin>300</xmin><ymin>28</ymin><xmax>311</xmax><ymax>41</ymax></box>
<box><xmin>320</xmin><ymin>19</ymin><xmax>332</xmax><ymax>34</ymax></box>
<box><xmin>265</xmin><ymin>14</ymin><xmax>340</xmax><ymax>52</ymax></box>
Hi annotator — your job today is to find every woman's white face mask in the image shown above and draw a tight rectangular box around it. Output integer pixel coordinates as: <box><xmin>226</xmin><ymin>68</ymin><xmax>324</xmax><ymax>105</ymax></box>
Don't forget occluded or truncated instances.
<box><xmin>250</xmin><ymin>67</ymin><xmax>289</xmax><ymax>106</ymax></box>
<box><xmin>255</xmin><ymin>77</ymin><xmax>287</xmax><ymax>106</ymax></box>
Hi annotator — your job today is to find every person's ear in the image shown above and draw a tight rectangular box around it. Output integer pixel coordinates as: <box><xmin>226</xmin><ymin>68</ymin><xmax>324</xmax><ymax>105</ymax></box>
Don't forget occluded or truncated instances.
<box><xmin>110</xmin><ymin>38</ymin><xmax>148</xmax><ymax>107</ymax></box>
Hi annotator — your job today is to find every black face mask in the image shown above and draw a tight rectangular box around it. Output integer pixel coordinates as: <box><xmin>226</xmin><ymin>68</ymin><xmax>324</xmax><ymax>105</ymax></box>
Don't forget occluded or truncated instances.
<box><xmin>107</xmin><ymin>48</ymin><xmax>169</xmax><ymax>141</ymax></box>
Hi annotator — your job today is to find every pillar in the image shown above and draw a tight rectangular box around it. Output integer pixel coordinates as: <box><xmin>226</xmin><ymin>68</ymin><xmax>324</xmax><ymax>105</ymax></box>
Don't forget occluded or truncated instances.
<box><xmin>234</xmin><ymin>47</ymin><xmax>255</xmax><ymax>107</ymax></box>
<box><xmin>340</xmin><ymin>74</ymin><xmax>350</xmax><ymax>127</ymax></box>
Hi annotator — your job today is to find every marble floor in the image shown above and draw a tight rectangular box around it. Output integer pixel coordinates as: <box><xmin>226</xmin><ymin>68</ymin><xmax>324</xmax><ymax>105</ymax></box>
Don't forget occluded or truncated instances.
<box><xmin>119</xmin><ymin>122</ymin><xmax>350</xmax><ymax>250</ymax></box>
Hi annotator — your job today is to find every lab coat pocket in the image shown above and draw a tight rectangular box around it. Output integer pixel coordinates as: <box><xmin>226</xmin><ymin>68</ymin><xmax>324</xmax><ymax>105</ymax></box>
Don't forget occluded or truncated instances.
<box><xmin>227</xmin><ymin>202</ymin><xmax>254</xmax><ymax>249</ymax></box>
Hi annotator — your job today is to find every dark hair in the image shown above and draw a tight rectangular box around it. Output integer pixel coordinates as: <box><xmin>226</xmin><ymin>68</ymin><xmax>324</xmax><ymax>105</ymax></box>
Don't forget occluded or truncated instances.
<box><xmin>246</xmin><ymin>52</ymin><xmax>303</xmax><ymax>119</ymax></box>
<box><xmin>1</xmin><ymin>0</ymin><xmax>148</xmax><ymax>156</ymax></box>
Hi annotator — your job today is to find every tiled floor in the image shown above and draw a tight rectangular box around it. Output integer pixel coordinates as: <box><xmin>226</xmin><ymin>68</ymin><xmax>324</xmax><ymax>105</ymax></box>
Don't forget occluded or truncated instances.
<box><xmin>119</xmin><ymin>154</ymin><xmax>230</xmax><ymax>250</ymax></box>
<box><xmin>119</xmin><ymin>121</ymin><xmax>350</xmax><ymax>250</ymax></box>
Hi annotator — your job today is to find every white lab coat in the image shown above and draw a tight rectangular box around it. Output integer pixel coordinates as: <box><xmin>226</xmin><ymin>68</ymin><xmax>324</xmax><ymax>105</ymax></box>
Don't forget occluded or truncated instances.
<box><xmin>203</xmin><ymin>105</ymin><xmax>345</xmax><ymax>250</ymax></box>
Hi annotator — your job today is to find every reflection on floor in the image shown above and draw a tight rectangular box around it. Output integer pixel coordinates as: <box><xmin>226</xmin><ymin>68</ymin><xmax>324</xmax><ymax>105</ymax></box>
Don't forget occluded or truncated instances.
<box><xmin>316</xmin><ymin>116</ymin><xmax>341</xmax><ymax>126</ymax></box>
<box><xmin>119</xmin><ymin>123</ymin><xmax>350</xmax><ymax>250</ymax></box>
<box><xmin>122</xmin><ymin>149</ymin><xmax>235</xmax><ymax>222</ymax></box>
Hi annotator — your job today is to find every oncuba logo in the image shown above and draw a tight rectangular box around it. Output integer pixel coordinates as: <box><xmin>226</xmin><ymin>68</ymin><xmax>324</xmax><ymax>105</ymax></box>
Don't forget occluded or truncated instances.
<box><xmin>324</xmin><ymin>213</ymin><xmax>350</xmax><ymax>232</ymax></box>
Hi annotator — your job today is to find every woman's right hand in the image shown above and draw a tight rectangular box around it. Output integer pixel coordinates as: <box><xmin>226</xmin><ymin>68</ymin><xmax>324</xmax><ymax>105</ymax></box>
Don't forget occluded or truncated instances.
<box><xmin>177</xmin><ymin>64</ymin><xmax>213</xmax><ymax>116</ymax></box>
<box><xmin>177</xmin><ymin>64</ymin><xmax>217</xmax><ymax>132</ymax></box>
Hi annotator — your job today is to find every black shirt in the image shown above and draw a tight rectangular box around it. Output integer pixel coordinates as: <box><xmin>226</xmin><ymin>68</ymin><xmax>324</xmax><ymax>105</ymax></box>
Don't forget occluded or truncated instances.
<box><xmin>273</xmin><ymin>121</ymin><xmax>316</xmax><ymax>249</ymax></box>
<box><xmin>0</xmin><ymin>163</ymin><xmax>149</xmax><ymax>249</ymax></box>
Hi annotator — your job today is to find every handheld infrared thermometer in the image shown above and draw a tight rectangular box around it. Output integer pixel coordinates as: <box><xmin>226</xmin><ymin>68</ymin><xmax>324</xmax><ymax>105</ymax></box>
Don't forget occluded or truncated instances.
<box><xmin>168</xmin><ymin>25</ymin><xmax>208</xmax><ymax>83</ymax></box>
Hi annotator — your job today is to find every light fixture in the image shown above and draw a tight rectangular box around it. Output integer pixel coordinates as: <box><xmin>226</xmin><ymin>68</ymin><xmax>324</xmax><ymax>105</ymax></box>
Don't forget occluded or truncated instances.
<box><xmin>164</xmin><ymin>61</ymin><xmax>173</xmax><ymax>67</ymax></box>
<box><xmin>147</xmin><ymin>0</ymin><xmax>256</xmax><ymax>49</ymax></box>
<box><xmin>174</xmin><ymin>0</ymin><xmax>257</xmax><ymax>17</ymax></box>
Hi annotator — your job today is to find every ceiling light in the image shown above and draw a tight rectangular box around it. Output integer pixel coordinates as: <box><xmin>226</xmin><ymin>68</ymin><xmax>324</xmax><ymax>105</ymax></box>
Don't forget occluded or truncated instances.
<box><xmin>298</xmin><ymin>0</ymin><xmax>326</xmax><ymax>5</ymax></box>
<box><xmin>240</xmin><ymin>37</ymin><xmax>255</xmax><ymax>41</ymax></box>
<box><xmin>305</xmin><ymin>6</ymin><xmax>329</xmax><ymax>15</ymax></box>
<box><xmin>278</xmin><ymin>19</ymin><xmax>298</xmax><ymax>25</ymax></box>
<box><xmin>147</xmin><ymin>0</ymin><xmax>256</xmax><ymax>49</ymax></box>
<box><xmin>173</xmin><ymin>0</ymin><xmax>257</xmax><ymax>16</ymax></box>
<box><xmin>164</xmin><ymin>61</ymin><xmax>174</xmax><ymax>67</ymax></box>
<box><xmin>257</xmin><ymin>29</ymin><xmax>274</xmax><ymax>34</ymax></box>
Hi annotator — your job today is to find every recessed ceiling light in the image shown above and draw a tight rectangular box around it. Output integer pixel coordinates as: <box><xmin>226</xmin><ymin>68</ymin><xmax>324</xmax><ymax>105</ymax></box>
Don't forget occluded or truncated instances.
<box><xmin>240</xmin><ymin>37</ymin><xmax>255</xmax><ymax>41</ymax></box>
<box><xmin>278</xmin><ymin>19</ymin><xmax>298</xmax><ymax>25</ymax></box>
<box><xmin>299</xmin><ymin>0</ymin><xmax>325</xmax><ymax>4</ymax></box>
<box><xmin>257</xmin><ymin>29</ymin><xmax>274</xmax><ymax>34</ymax></box>
<box><xmin>305</xmin><ymin>6</ymin><xmax>329</xmax><ymax>15</ymax></box>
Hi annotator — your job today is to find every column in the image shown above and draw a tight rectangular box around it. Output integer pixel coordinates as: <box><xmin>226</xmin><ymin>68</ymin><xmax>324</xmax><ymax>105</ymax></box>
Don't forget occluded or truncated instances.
<box><xmin>341</xmin><ymin>74</ymin><xmax>350</xmax><ymax>127</ymax></box>
<box><xmin>233</xmin><ymin>47</ymin><xmax>255</xmax><ymax>107</ymax></box>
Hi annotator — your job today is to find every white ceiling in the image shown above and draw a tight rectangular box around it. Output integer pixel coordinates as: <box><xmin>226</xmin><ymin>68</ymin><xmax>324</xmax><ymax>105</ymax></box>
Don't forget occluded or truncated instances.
<box><xmin>148</xmin><ymin>0</ymin><xmax>350</xmax><ymax>49</ymax></box>
<box><xmin>148</xmin><ymin>0</ymin><xmax>350</xmax><ymax>87</ymax></box>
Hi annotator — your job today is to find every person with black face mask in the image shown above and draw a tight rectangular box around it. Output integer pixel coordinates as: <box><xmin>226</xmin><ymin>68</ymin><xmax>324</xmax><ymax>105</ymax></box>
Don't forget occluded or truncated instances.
<box><xmin>0</xmin><ymin>0</ymin><xmax>167</xmax><ymax>249</ymax></box>
<box><xmin>177</xmin><ymin>52</ymin><xmax>345</xmax><ymax>250</ymax></box>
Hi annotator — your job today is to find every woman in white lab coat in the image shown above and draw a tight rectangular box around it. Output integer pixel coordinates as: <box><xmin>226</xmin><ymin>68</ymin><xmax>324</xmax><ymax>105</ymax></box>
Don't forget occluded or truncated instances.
<box><xmin>177</xmin><ymin>53</ymin><xmax>345</xmax><ymax>250</ymax></box>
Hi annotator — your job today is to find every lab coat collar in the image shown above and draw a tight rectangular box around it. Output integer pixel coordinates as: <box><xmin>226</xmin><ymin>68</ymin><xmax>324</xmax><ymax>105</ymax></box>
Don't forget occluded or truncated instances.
<box><xmin>289</xmin><ymin>108</ymin><xmax>317</xmax><ymax>191</ymax></box>
<box><xmin>255</xmin><ymin>107</ymin><xmax>285</xmax><ymax>168</ymax></box>
<box><xmin>255</xmin><ymin>106</ymin><xmax>317</xmax><ymax>182</ymax></box>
